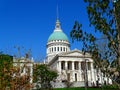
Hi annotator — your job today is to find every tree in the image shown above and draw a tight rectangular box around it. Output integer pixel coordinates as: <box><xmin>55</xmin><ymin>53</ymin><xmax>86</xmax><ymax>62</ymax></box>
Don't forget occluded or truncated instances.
<box><xmin>12</xmin><ymin>57</ymin><xmax>33</xmax><ymax>90</ymax></box>
<box><xmin>0</xmin><ymin>47</ymin><xmax>33</xmax><ymax>90</ymax></box>
<box><xmin>12</xmin><ymin>47</ymin><xmax>33</xmax><ymax>90</ymax></box>
<box><xmin>33</xmin><ymin>64</ymin><xmax>58</xmax><ymax>90</ymax></box>
<box><xmin>70</xmin><ymin>0</ymin><xmax>120</xmax><ymax>89</ymax></box>
<box><xmin>60</xmin><ymin>70</ymin><xmax>74</xmax><ymax>88</ymax></box>
<box><xmin>0</xmin><ymin>54</ymin><xmax>13</xmax><ymax>90</ymax></box>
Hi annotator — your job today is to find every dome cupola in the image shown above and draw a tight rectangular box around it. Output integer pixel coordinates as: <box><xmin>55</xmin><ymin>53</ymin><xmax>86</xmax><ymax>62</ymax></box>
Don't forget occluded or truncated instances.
<box><xmin>48</xmin><ymin>19</ymin><xmax>69</xmax><ymax>42</ymax></box>
<box><xmin>46</xmin><ymin>19</ymin><xmax>70</xmax><ymax>63</ymax></box>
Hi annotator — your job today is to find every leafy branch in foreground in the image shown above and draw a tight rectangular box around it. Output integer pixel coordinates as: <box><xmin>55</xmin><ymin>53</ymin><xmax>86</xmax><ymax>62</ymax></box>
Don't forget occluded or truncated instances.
<box><xmin>70</xmin><ymin>0</ymin><xmax>120</xmax><ymax>89</ymax></box>
<box><xmin>33</xmin><ymin>64</ymin><xmax>58</xmax><ymax>90</ymax></box>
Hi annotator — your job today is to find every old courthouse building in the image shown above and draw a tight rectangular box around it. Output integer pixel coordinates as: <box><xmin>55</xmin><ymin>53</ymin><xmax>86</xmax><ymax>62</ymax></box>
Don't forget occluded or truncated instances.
<box><xmin>46</xmin><ymin>19</ymin><xmax>99</xmax><ymax>87</ymax></box>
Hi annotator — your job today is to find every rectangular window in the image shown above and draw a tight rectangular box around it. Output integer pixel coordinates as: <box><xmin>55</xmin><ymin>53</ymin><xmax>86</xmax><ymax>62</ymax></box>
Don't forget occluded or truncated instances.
<box><xmin>63</xmin><ymin>47</ymin><xmax>65</xmax><ymax>51</ymax></box>
<box><xmin>57</xmin><ymin>47</ymin><xmax>59</xmax><ymax>51</ymax></box>
<box><xmin>68</xmin><ymin>62</ymin><xmax>72</xmax><ymax>70</ymax></box>
<box><xmin>54</xmin><ymin>47</ymin><xmax>56</xmax><ymax>51</ymax></box>
<box><xmin>52</xmin><ymin>48</ymin><xmax>53</xmax><ymax>52</ymax></box>
<box><xmin>61</xmin><ymin>47</ymin><xmax>62</xmax><ymax>51</ymax></box>
<box><xmin>61</xmin><ymin>61</ymin><xmax>65</xmax><ymax>70</ymax></box>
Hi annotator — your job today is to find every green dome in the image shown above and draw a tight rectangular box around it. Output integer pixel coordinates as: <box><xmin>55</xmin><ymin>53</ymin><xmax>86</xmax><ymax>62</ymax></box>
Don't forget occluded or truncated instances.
<box><xmin>48</xmin><ymin>31</ymin><xmax>69</xmax><ymax>42</ymax></box>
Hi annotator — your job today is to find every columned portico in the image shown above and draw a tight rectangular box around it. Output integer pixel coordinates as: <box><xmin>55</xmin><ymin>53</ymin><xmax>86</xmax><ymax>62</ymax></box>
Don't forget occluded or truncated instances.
<box><xmin>60</xmin><ymin>61</ymin><xmax>94</xmax><ymax>71</ymax></box>
<box><xmin>47</xmin><ymin>48</ymin><xmax>99</xmax><ymax>87</ymax></box>
<box><xmin>59</xmin><ymin>60</ymin><xmax>94</xmax><ymax>82</ymax></box>
<box><xmin>59</xmin><ymin>60</ymin><xmax>94</xmax><ymax>81</ymax></box>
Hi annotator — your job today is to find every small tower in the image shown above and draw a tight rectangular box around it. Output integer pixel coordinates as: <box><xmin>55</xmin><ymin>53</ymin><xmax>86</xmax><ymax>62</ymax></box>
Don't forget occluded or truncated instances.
<box><xmin>46</xmin><ymin>19</ymin><xmax>70</xmax><ymax>63</ymax></box>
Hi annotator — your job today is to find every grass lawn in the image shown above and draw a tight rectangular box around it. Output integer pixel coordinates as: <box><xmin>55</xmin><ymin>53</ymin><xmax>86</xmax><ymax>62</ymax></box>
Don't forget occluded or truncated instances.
<box><xmin>54</xmin><ymin>87</ymin><xmax>118</xmax><ymax>90</ymax></box>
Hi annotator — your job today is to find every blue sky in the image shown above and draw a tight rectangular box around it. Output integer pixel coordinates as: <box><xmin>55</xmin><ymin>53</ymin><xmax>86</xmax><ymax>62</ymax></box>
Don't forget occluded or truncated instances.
<box><xmin>0</xmin><ymin>0</ymin><xmax>95</xmax><ymax>62</ymax></box>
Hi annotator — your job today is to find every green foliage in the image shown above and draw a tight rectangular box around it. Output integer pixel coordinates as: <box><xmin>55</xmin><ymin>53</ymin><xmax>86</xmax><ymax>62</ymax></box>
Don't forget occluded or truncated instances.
<box><xmin>102</xmin><ymin>84</ymin><xmax>119</xmax><ymax>89</ymax></box>
<box><xmin>0</xmin><ymin>48</ymin><xmax>33</xmax><ymax>90</ymax></box>
<box><xmin>70</xmin><ymin>0</ymin><xmax>120</xmax><ymax>88</ymax></box>
<box><xmin>0</xmin><ymin>54</ymin><xmax>13</xmax><ymax>89</ymax></box>
<box><xmin>33</xmin><ymin>64</ymin><xmax>58</xmax><ymax>89</ymax></box>
<box><xmin>0</xmin><ymin>54</ymin><xmax>13</xmax><ymax>70</ymax></box>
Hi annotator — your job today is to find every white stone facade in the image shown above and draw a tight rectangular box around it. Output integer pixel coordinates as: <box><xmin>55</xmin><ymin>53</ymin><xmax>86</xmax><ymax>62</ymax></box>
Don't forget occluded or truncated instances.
<box><xmin>48</xmin><ymin>50</ymin><xmax>97</xmax><ymax>87</ymax></box>
<box><xmin>13</xmin><ymin>57</ymin><xmax>34</xmax><ymax>83</ymax></box>
<box><xmin>46</xmin><ymin>19</ymin><xmax>112</xmax><ymax>88</ymax></box>
<box><xmin>46</xmin><ymin>40</ymin><xmax>70</xmax><ymax>63</ymax></box>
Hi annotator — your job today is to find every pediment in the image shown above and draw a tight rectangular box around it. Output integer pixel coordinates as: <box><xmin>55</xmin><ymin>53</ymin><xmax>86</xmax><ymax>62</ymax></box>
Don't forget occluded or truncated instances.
<box><xmin>59</xmin><ymin>50</ymin><xmax>90</xmax><ymax>57</ymax></box>
<box><xmin>59</xmin><ymin>50</ymin><xmax>83</xmax><ymax>56</ymax></box>
<box><xmin>48</xmin><ymin>49</ymin><xmax>91</xmax><ymax>66</ymax></box>
<box><xmin>64</xmin><ymin>51</ymin><xmax>82</xmax><ymax>56</ymax></box>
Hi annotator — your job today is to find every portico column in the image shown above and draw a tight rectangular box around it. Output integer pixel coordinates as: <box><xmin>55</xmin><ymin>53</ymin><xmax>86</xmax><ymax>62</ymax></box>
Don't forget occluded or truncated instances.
<box><xmin>91</xmin><ymin>62</ymin><xmax>95</xmax><ymax>83</ymax></box>
<box><xmin>57</xmin><ymin>61</ymin><xmax>59</xmax><ymax>71</ymax></box>
<box><xmin>72</xmin><ymin>61</ymin><xmax>74</xmax><ymax>81</ymax></box>
<box><xmin>79</xmin><ymin>62</ymin><xmax>81</xmax><ymax>70</ymax></box>
<box><xmin>72</xmin><ymin>61</ymin><xmax>74</xmax><ymax>70</ymax></box>
<box><xmin>79</xmin><ymin>62</ymin><xmax>82</xmax><ymax>81</ymax></box>
<box><xmin>65</xmin><ymin>61</ymin><xmax>68</xmax><ymax>70</ymax></box>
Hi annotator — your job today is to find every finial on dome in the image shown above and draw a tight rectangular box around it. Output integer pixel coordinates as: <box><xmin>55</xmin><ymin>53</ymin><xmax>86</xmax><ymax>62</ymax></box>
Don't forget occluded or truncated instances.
<box><xmin>55</xmin><ymin>19</ymin><xmax>61</xmax><ymax>29</ymax></box>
